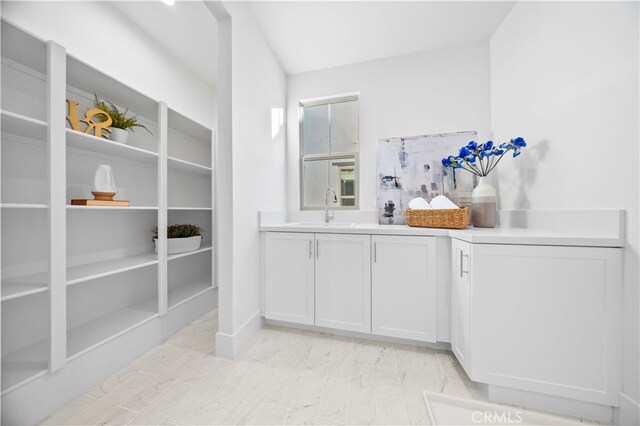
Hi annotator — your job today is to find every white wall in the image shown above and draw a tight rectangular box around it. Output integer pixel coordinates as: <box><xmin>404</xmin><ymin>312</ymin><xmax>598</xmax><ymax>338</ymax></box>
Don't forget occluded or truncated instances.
<box><xmin>211</xmin><ymin>1</ymin><xmax>287</xmax><ymax>356</ymax></box>
<box><xmin>1</xmin><ymin>1</ymin><xmax>216</xmax><ymax>128</ymax></box>
<box><xmin>286</xmin><ymin>41</ymin><xmax>491</xmax><ymax>213</ymax></box>
<box><xmin>490</xmin><ymin>2</ymin><xmax>639</xmax><ymax>424</ymax></box>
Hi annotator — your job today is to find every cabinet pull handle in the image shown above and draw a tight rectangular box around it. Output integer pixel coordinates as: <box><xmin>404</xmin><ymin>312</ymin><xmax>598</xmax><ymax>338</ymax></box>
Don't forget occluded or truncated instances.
<box><xmin>461</xmin><ymin>252</ymin><xmax>469</xmax><ymax>276</ymax></box>
<box><xmin>316</xmin><ymin>240</ymin><xmax>319</xmax><ymax>259</ymax></box>
<box><xmin>309</xmin><ymin>240</ymin><xmax>313</xmax><ymax>258</ymax></box>
<box><xmin>373</xmin><ymin>242</ymin><xmax>377</xmax><ymax>263</ymax></box>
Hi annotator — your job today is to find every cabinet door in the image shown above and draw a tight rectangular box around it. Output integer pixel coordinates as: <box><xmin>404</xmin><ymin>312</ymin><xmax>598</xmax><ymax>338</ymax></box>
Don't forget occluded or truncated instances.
<box><xmin>265</xmin><ymin>232</ymin><xmax>315</xmax><ymax>325</ymax></box>
<box><xmin>315</xmin><ymin>234</ymin><xmax>371</xmax><ymax>333</ymax></box>
<box><xmin>450</xmin><ymin>238</ymin><xmax>472</xmax><ymax>372</ymax></box>
<box><xmin>371</xmin><ymin>235</ymin><xmax>437</xmax><ymax>342</ymax></box>
<box><xmin>472</xmin><ymin>244</ymin><xmax>622</xmax><ymax>405</ymax></box>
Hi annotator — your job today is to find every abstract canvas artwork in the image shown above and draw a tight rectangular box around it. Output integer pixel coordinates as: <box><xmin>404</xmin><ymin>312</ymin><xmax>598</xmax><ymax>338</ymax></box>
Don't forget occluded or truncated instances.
<box><xmin>377</xmin><ymin>130</ymin><xmax>477</xmax><ymax>225</ymax></box>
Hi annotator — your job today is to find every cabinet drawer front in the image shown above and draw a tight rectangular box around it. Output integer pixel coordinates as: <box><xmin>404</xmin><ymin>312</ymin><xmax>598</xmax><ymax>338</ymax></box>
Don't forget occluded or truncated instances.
<box><xmin>372</xmin><ymin>235</ymin><xmax>436</xmax><ymax>342</ymax></box>
<box><xmin>265</xmin><ymin>232</ymin><xmax>315</xmax><ymax>325</ymax></box>
<box><xmin>315</xmin><ymin>234</ymin><xmax>371</xmax><ymax>333</ymax></box>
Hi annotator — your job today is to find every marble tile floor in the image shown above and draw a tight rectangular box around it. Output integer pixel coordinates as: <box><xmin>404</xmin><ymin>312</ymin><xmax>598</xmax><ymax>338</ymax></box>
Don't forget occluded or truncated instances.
<box><xmin>41</xmin><ymin>309</ymin><xmax>595</xmax><ymax>426</ymax></box>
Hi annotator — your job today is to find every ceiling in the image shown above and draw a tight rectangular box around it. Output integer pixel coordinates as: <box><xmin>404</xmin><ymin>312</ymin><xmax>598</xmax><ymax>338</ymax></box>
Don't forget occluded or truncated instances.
<box><xmin>111</xmin><ymin>1</ymin><xmax>218</xmax><ymax>88</ymax></box>
<box><xmin>245</xmin><ymin>1</ymin><xmax>516</xmax><ymax>75</ymax></box>
<box><xmin>108</xmin><ymin>1</ymin><xmax>515</xmax><ymax>86</ymax></box>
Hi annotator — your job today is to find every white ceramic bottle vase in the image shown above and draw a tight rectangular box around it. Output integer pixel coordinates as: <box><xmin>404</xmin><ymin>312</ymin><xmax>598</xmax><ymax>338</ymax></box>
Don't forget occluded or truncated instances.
<box><xmin>91</xmin><ymin>164</ymin><xmax>116</xmax><ymax>201</ymax></box>
<box><xmin>471</xmin><ymin>177</ymin><xmax>497</xmax><ymax>228</ymax></box>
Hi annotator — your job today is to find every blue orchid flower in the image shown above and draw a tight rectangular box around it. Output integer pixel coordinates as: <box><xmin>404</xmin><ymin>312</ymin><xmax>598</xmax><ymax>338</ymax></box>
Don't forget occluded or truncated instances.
<box><xmin>512</xmin><ymin>137</ymin><xmax>526</xmax><ymax>147</ymax></box>
<box><xmin>442</xmin><ymin>137</ymin><xmax>526</xmax><ymax>175</ymax></box>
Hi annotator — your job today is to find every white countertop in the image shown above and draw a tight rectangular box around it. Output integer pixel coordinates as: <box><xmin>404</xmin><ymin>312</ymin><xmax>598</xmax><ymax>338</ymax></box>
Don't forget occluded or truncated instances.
<box><xmin>260</xmin><ymin>222</ymin><xmax>624</xmax><ymax>248</ymax></box>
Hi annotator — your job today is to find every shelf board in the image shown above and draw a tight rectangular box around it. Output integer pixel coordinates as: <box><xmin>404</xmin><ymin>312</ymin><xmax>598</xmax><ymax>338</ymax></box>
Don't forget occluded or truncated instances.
<box><xmin>1</xmin><ymin>339</ymin><xmax>48</xmax><ymax>395</ymax></box>
<box><xmin>66</xmin><ymin>205</ymin><xmax>158</xmax><ymax>211</ymax></box>
<box><xmin>67</xmin><ymin>298</ymin><xmax>158</xmax><ymax>360</ymax></box>
<box><xmin>168</xmin><ymin>156</ymin><xmax>212</xmax><ymax>175</ymax></box>
<box><xmin>66</xmin><ymin>128</ymin><xmax>158</xmax><ymax>164</ymax></box>
<box><xmin>1</xmin><ymin>272</ymin><xmax>48</xmax><ymax>302</ymax></box>
<box><xmin>168</xmin><ymin>277</ymin><xmax>213</xmax><ymax>311</ymax></box>
<box><xmin>67</xmin><ymin>253</ymin><xmax>158</xmax><ymax>286</ymax></box>
<box><xmin>168</xmin><ymin>207</ymin><xmax>212</xmax><ymax>211</ymax></box>
<box><xmin>1</xmin><ymin>110</ymin><xmax>47</xmax><ymax>140</ymax></box>
<box><xmin>168</xmin><ymin>245</ymin><xmax>213</xmax><ymax>262</ymax></box>
<box><xmin>1</xmin><ymin>203</ymin><xmax>48</xmax><ymax>209</ymax></box>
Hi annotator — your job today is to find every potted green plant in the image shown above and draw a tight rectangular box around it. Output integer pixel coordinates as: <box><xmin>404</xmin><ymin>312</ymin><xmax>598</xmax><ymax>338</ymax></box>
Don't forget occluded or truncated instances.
<box><xmin>153</xmin><ymin>224</ymin><xmax>203</xmax><ymax>255</ymax></box>
<box><xmin>94</xmin><ymin>94</ymin><xmax>152</xmax><ymax>144</ymax></box>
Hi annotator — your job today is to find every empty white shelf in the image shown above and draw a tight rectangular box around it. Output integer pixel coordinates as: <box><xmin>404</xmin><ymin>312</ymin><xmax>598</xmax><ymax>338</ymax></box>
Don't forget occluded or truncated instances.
<box><xmin>168</xmin><ymin>156</ymin><xmax>212</xmax><ymax>175</ymax></box>
<box><xmin>168</xmin><ymin>245</ymin><xmax>213</xmax><ymax>261</ymax></box>
<box><xmin>2</xmin><ymin>272</ymin><xmax>48</xmax><ymax>302</ymax></box>
<box><xmin>1</xmin><ymin>110</ymin><xmax>47</xmax><ymax>141</ymax></box>
<box><xmin>1</xmin><ymin>339</ymin><xmax>48</xmax><ymax>394</ymax></box>
<box><xmin>1</xmin><ymin>203</ymin><xmax>48</xmax><ymax>209</ymax></box>
<box><xmin>66</xmin><ymin>205</ymin><xmax>158</xmax><ymax>211</ymax></box>
<box><xmin>66</xmin><ymin>128</ymin><xmax>158</xmax><ymax>164</ymax></box>
<box><xmin>67</xmin><ymin>254</ymin><xmax>158</xmax><ymax>286</ymax></box>
<box><xmin>67</xmin><ymin>298</ymin><xmax>158</xmax><ymax>360</ymax></box>
<box><xmin>168</xmin><ymin>277</ymin><xmax>212</xmax><ymax>310</ymax></box>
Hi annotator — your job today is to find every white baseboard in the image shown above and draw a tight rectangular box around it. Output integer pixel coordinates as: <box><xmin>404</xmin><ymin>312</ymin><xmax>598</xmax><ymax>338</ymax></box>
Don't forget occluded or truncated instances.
<box><xmin>264</xmin><ymin>318</ymin><xmax>451</xmax><ymax>350</ymax></box>
<box><xmin>216</xmin><ymin>309</ymin><xmax>263</xmax><ymax>359</ymax></box>
<box><xmin>614</xmin><ymin>393</ymin><xmax>640</xmax><ymax>425</ymax></box>
<box><xmin>486</xmin><ymin>384</ymin><xmax>613</xmax><ymax>423</ymax></box>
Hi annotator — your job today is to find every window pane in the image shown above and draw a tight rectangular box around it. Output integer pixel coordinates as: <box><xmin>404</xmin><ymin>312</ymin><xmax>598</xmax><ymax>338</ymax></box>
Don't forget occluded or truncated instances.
<box><xmin>302</xmin><ymin>104</ymin><xmax>329</xmax><ymax>155</ymax></box>
<box><xmin>303</xmin><ymin>159</ymin><xmax>328</xmax><ymax>207</ymax></box>
<box><xmin>330</xmin><ymin>101</ymin><xmax>357</xmax><ymax>153</ymax></box>
<box><xmin>329</xmin><ymin>158</ymin><xmax>356</xmax><ymax>207</ymax></box>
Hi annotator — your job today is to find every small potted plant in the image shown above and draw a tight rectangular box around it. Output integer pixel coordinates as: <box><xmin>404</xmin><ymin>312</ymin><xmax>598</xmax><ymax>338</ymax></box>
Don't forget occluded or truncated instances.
<box><xmin>94</xmin><ymin>94</ymin><xmax>152</xmax><ymax>144</ymax></box>
<box><xmin>153</xmin><ymin>224</ymin><xmax>203</xmax><ymax>255</ymax></box>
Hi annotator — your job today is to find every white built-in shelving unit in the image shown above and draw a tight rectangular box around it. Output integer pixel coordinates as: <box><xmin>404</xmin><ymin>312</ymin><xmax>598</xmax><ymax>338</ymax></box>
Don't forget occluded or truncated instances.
<box><xmin>0</xmin><ymin>20</ymin><xmax>215</xmax><ymax>397</ymax></box>
<box><xmin>167</xmin><ymin>108</ymin><xmax>214</xmax><ymax>311</ymax></box>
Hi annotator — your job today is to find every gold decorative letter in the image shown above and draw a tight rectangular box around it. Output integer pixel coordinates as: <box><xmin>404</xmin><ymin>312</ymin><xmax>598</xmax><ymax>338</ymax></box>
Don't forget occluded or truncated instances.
<box><xmin>66</xmin><ymin>100</ymin><xmax>82</xmax><ymax>131</ymax></box>
<box><xmin>82</xmin><ymin>108</ymin><xmax>112</xmax><ymax>138</ymax></box>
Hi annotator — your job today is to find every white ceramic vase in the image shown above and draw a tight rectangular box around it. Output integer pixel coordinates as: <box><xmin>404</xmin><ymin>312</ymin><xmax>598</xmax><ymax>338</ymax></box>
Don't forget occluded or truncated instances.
<box><xmin>109</xmin><ymin>127</ymin><xmax>129</xmax><ymax>144</ymax></box>
<box><xmin>471</xmin><ymin>177</ymin><xmax>497</xmax><ymax>228</ymax></box>
<box><xmin>92</xmin><ymin>164</ymin><xmax>116</xmax><ymax>194</ymax></box>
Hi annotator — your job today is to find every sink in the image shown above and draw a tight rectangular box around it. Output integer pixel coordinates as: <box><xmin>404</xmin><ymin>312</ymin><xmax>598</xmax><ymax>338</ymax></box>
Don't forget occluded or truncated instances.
<box><xmin>284</xmin><ymin>222</ymin><xmax>356</xmax><ymax>228</ymax></box>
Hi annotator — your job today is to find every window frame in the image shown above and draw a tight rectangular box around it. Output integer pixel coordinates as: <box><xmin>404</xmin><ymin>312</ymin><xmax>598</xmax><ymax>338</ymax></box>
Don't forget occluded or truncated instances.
<box><xmin>299</xmin><ymin>94</ymin><xmax>359</xmax><ymax>211</ymax></box>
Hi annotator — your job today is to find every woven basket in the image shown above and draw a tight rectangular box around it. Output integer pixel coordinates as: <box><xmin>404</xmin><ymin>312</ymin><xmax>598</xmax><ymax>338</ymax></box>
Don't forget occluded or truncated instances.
<box><xmin>405</xmin><ymin>206</ymin><xmax>470</xmax><ymax>229</ymax></box>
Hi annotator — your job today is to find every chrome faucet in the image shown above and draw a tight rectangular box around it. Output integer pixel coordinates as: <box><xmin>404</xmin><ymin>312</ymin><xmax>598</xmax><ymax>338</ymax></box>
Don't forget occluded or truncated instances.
<box><xmin>325</xmin><ymin>187</ymin><xmax>338</xmax><ymax>223</ymax></box>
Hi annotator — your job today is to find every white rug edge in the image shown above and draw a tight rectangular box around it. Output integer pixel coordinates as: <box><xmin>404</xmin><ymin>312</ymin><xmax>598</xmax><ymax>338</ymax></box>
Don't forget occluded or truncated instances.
<box><xmin>422</xmin><ymin>390</ymin><xmax>587</xmax><ymax>425</ymax></box>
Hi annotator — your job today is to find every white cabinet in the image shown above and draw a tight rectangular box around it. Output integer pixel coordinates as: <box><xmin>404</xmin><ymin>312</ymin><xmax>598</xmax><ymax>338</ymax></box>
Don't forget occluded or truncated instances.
<box><xmin>371</xmin><ymin>235</ymin><xmax>437</xmax><ymax>342</ymax></box>
<box><xmin>315</xmin><ymin>234</ymin><xmax>371</xmax><ymax>333</ymax></box>
<box><xmin>450</xmin><ymin>238</ymin><xmax>472</xmax><ymax>374</ymax></box>
<box><xmin>470</xmin><ymin>243</ymin><xmax>622</xmax><ymax>406</ymax></box>
<box><xmin>264</xmin><ymin>232</ymin><xmax>315</xmax><ymax>325</ymax></box>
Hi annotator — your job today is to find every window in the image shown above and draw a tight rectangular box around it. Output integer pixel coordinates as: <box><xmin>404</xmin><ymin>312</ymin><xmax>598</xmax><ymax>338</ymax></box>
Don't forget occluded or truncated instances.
<box><xmin>299</xmin><ymin>95</ymin><xmax>359</xmax><ymax>210</ymax></box>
